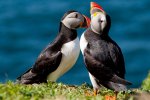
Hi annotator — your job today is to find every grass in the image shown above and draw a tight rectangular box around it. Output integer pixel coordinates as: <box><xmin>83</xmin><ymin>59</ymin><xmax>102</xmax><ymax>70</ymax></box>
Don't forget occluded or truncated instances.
<box><xmin>0</xmin><ymin>72</ymin><xmax>149</xmax><ymax>100</ymax></box>
<box><xmin>141</xmin><ymin>72</ymin><xmax>150</xmax><ymax>91</ymax></box>
<box><xmin>0</xmin><ymin>82</ymin><xmax>138</xmax><ymax>100</ymax></box>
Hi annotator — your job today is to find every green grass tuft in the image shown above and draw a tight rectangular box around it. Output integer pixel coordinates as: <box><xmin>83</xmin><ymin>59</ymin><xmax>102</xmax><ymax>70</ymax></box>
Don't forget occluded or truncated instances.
<box><xmin>0</xmin><ymin>72</ymin><xmax>150</xmax><ymax>100</ymax></box>
<box><xmin>141</xmin><ymin>72</ymin><xmax>150</xmax><ymax>91</ymax></box>
<box><xmin>0</xmin><ymin>81</ymin><xmax>134</xmax><ymax>100</ymax></box>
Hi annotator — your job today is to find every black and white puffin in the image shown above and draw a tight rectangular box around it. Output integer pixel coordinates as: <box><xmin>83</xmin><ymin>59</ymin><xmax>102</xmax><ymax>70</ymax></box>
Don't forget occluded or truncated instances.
<box><xmin>17</xmin><ymin>10</ymin><xmax>90</xmax><ymax>84</ymax></box>
<box><xmin>80</xmin><ymin>2</ymin><xmax>132</xmax><ymax>95</ymax></box>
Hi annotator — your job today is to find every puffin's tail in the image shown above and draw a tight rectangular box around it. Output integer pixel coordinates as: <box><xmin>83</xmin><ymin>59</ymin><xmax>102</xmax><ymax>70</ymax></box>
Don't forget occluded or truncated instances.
<box><xmin>16</xmin><ymin>68</ymin><xmax>33</xmax><ymax>84</ymax></box>
<box><xmin>104</xmin><ymin>82</ymin><xmax>128</xmax><ymax>91</ymax></box>
<box><xmin>100</xmin><ymin>74</ymin><xmax>132</xmax><ymax>91</ymax></box>
<box><xmin>16</xmin><ymin>68</ymin><xmax>45</xmax><ymax>84</ymax></box>
<box><xmin>111</xmin><ymin>74</ymin><xmax>132</xmax><ymax>85</ymax></box>
<box><xmin>17</xmin><ymin>68</ymin><xmax>31</xmax><ymax>80</ymax></box>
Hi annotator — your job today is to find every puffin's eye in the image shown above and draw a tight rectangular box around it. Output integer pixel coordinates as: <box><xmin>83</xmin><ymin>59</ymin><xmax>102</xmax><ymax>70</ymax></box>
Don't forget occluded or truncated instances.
<box><xmin>75</xmin><ymin>14</ymin><xmax>78</xmax><ymax>18</ymax></box>
<box><xmin>98</xmin><ymin>19</ymin><xmax>104</xmax><ymax>23</ymax></box>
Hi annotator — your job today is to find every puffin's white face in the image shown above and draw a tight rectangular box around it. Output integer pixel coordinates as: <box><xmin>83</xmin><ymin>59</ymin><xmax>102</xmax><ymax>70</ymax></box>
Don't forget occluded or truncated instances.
<box><xmin>91</xmin><ymin>12</ymin><xmax>107</xmax><ymax>34</ymax></box>
<box><xmin>62</xmin><ymin>12</ymin><xmax>85</xmax><ymax>29</ymax></box>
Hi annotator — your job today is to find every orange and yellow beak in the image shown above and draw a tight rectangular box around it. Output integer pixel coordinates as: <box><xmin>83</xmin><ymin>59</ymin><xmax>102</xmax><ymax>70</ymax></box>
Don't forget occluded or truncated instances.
<box><xmin>90</xmin><ymin>2</ymin><xmax>105</xmax><ymax>15</ymax></box>
<box><xmin>80</xmin><ymin>15</ymin><xmax>91</xmax><ymax>28</ymax></box>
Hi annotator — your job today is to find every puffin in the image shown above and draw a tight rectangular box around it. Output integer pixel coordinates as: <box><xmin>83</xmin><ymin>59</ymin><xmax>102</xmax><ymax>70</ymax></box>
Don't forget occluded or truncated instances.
<box><xmin>80</xmin><ymin>2</ymin><xmax>132</xmax><ymax>95</ymax></box>
<box><xmin>17</xmin><ymin>10</ymin><xmax>90</xmax><ymax>84</ymax></box>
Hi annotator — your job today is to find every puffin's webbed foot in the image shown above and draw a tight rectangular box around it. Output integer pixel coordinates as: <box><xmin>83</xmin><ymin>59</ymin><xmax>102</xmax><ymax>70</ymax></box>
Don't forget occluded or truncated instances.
<box><xmin>105</xmin><ymin>91</ymin><xmax>118</xmax><ymax>100</ymax></box>
<box><xmin>93</xmin><ymin>89</ymin><xmax>98</xmax><ymax>96</ymax></box>
<box><xmin>85</xmin><ymin>89</ymin><xmax>98</xmax><ymax>96</ymax></box>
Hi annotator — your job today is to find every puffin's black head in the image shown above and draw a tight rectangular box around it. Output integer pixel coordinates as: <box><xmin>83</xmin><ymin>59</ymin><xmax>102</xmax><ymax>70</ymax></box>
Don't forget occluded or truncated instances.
<box><xmin>61</xmin><ymin>10</ymin><xmax>90</xmax><ymax>29</ymax></box>
<box><xmin>90</xmin><ymin>2</ymin><xmax>111</xmax><ymax>35</ymax></box>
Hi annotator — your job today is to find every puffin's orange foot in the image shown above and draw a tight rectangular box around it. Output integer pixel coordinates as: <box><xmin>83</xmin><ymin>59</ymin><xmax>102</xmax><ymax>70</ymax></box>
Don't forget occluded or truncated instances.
<box><xmin>84</xmin><ymin>89</ymin><xmax>98</xmax><ymax>96</ymax></box>
<box><xmin>93</xmin><ymin>89</ymin><xmax>98</xmax><ymax>96</ymax></box>
<box><xmin>84</xmin><ymin>90</ymin><xmax>92</xmax><ymax>96</ymax></box>
<box><xmin>105</xmin><ymin>95</ymin><xmax>116</xmax><ymax>100</ymax></box>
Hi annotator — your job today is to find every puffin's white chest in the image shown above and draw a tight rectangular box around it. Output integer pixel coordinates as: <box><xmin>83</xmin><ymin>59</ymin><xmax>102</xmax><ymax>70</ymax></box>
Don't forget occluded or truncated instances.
<box><xmin>80</xmin><ymin>32</ymin><xmax>88</xmax><ymax>54</ymax></box>
<box><xmin>47</xmin><ymin>37</ymin><xmax>80</xmax><ymax>81</ymax></box>
<box><xmin>80</xmin><ymin>33</ymin><xmax>100</xmax><ymax>89</ymax></box>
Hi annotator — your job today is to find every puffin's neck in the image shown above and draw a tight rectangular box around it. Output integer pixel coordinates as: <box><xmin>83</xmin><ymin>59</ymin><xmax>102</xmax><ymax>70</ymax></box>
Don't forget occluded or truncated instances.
<box><xmin>90</xmin><ymin>27</ymin><xmax>109</xmax><ymax>38</ymax></box>
<box><xmin>59</xmin><ymin>22</ymin><xmax>77</xmax><ymax>40</ymax></box>
<box><xmin>84</xmin><ymin>28</ymin><xmax>110</xmax><ymax>43</ymax></box>
<box><xmin>90</xmin><ymin>27</ymin><xmax>109</xmax><ymax>37</ymax></box>
<box><xmin>49</xmin><ymin>22</ymin><xmax>77</xmax><ymax>51</ymax></box>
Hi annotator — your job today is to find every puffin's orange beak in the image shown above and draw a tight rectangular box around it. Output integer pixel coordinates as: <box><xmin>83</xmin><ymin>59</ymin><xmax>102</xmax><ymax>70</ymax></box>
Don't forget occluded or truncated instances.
<box><xmin>90</xmin><ymin>2</ymin><xmax>105</xmax><ymax>14</ymax></box>
<box><xmin>80</xmin><ymin>15</ymin><xmax>91</xmax><ymax>28</ymax></box>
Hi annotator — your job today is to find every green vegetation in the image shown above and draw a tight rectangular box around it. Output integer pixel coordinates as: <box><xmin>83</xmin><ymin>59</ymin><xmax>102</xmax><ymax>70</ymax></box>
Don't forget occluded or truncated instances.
<box><xmin>141</xmin><ymin>72</ymin><xmax>150</xmax><ymax>91</ymax></box>
<box><xmin>0</xmin><ymin>72</ymin><xmax>149</xmax><ymax>100</ymax></box>
<box><xmin>0</xmin><ymin>81</ymin><xmax>131</xmax><ymax>100</ymax></box>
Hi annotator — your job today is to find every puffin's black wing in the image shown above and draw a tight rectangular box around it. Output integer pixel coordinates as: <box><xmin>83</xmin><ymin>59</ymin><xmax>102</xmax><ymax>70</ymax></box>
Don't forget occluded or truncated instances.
<box><xmin>17</xmin><ymin>48</ymin><xmax>62</xmax><ymax>84</ymax></box>
<box><xmin>83</xmin><ymin>48</ymin><xmax>131</xmax><ymax>85</ymax></box>
<box><xmin>108</xmin><ymin>39</ymin><xmax>125</xmax><ymax>78</ymax></box>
